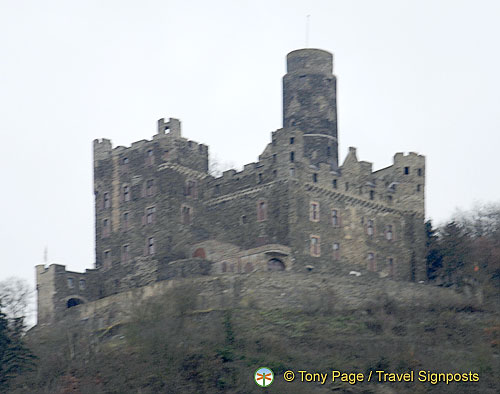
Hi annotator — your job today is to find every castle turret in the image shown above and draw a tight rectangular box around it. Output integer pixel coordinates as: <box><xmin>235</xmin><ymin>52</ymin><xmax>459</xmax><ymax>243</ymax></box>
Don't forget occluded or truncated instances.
<box><xmin>283</xmin><ymin>48</ymin><xmax>338</xmax><ymax>168</ymax></box>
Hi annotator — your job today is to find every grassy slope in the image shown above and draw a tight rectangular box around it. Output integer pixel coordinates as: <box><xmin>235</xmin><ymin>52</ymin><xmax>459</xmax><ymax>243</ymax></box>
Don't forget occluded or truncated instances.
<box><xmin>13</xmin><ymin>284</ymin><xmax>499</xmax><ymax>394</ymax></box>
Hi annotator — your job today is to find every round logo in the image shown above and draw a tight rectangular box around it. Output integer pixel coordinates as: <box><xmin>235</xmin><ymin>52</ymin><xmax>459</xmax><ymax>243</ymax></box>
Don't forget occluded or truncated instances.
<box><xmin>254</xmin><ymin>367</ymin><xmax>274</xmax><ymax>387</ymax></box>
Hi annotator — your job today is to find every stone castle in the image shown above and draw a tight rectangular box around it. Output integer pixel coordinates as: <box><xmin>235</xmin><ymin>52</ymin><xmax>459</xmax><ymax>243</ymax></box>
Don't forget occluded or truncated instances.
<box><xmin>36</xmin><ymin>48</ymin><xmax>426</xmax><ymax>326</ymax></box>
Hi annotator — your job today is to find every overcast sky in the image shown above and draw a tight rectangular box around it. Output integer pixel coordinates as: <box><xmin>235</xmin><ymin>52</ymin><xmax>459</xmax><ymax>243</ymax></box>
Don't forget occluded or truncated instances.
<box><xmin>1</xmin><ymin>1</ymin><xmax>499</xmax><ymax>300</ymax></box>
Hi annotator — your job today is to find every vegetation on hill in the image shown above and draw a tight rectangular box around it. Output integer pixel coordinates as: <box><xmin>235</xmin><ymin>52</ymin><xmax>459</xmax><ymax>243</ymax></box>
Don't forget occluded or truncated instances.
<box><xmin>2</xmin><ymin>203</ymin><xmax>499</xmax><ymax>393</ymax></box>
<box><xmin>0</xmin><ymin>296</ymin><xmax>36</xmax><ymax>391</ymax></box>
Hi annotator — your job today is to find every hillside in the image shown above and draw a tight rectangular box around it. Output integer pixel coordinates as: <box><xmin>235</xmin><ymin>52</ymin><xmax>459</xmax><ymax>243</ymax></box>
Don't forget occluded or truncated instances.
<box><xmin>11</xmin><ymin>272</ymin><xmax>499</xmax><ymax>393</ymax></box>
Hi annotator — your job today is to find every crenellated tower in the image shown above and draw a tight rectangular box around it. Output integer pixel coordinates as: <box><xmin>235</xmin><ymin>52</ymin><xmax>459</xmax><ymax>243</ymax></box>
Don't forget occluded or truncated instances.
<box><xmin>283</xmin><ymin>48</ymin><xmax>338</xmax><ymax>168</ymax></box>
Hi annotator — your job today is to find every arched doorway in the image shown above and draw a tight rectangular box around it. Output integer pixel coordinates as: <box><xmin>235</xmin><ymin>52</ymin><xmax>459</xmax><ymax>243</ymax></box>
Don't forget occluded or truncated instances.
<box><xmin>67</xmin><ymin>298</ymin><xmax>85</xmax><ymax>308</ymax></box>
<box><xmin>267</xmin><ymin>258</ymin><xmax>285</xmax><ymax>271</ymax></box>
<box><xmin>192</xmin><ymin>248</ymin><xmax>206</xmax><ymax>259</ymax></box>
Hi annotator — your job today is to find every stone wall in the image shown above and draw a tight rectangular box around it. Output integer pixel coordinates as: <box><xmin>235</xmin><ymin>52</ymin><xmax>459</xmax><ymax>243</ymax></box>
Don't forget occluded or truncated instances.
<box><xmin>38</xmin><ymin>272</ymin><xmax>476</xmax><ymax>333</ymax></box>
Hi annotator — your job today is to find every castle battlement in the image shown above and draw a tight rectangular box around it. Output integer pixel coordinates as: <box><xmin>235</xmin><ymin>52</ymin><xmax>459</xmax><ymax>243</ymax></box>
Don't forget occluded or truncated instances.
<box><xmin>37</xmin><ymin>48</ymin><xmax>427</xmax><ymax>327</ymax></box>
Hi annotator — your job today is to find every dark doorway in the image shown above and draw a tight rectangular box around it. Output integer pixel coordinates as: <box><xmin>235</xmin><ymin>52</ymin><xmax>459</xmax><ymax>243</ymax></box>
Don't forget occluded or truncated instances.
<box><xmin>267</xmin><ymin>258</ymin><xmax>285</xmax><ymax>271</ymax></box>
<box><xmin>67</xmin><ymin>298</ymin><xmax>84</xmax><ymax>308</ymax></box>
<box><xmin>192</xmin><ymin>248</ymin><xmax>206</xmax><ymax>259</ymax></box>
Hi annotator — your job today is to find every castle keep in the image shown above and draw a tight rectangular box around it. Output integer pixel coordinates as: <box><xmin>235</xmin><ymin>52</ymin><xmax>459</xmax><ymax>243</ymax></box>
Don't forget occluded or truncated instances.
<box><xmin>36</xmin><ymin>49</ymin><xmax>426</xmax><ymax>326</ymax></box>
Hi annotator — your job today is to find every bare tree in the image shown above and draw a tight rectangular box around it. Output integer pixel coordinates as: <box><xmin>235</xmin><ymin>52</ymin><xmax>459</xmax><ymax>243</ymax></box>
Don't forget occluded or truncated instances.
<box><xmin>0</xmin><ymin>278</ymin><xmax>33</xmax><ymax>321</ymax></box>
<box><xmin>452</xmin><ymin>202</ymin><xmax>500</xmax><ymax>238</ymax></box>
<box><xmin>209</xmin><ymin>153</ymin><xmax>237</xmax><ymax>178</ymax></box>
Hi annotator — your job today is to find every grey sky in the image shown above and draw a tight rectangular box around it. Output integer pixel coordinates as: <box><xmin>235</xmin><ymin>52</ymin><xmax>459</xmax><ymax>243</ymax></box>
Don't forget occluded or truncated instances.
<box><xmin>1</xmin><ymin>0</ymin><xmax>499</xmax><ymax>298</ymax></box>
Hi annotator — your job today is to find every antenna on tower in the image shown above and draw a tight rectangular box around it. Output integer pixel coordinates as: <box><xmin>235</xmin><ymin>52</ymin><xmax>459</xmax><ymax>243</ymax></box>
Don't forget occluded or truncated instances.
<box><xmin>306</xmin><ymin>15</ymin><xmax>311</xmax><ymax>47</ymax></box>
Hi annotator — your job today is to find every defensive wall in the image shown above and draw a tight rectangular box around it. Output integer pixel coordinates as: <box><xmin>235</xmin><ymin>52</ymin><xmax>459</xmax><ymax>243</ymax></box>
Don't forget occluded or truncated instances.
<box><xmin>34</xmin><ymin>271</ymin><xmax>478</xmax><ymax>335</ymax></box>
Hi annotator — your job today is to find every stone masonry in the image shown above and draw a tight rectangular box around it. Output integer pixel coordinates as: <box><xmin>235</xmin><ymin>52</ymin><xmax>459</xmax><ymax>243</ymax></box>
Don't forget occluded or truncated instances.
<box><xmin>36</xmin><ymin>48</ymin><xmax>426</xmax><ymax>326</ymax></box>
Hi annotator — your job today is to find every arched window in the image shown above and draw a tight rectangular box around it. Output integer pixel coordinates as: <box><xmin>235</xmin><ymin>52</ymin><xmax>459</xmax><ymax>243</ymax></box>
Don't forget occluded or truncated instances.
<box><xmin>385</xmin><ymin>225</ymin><xmax>394</xmax><ymax>240</ymax></box>
<box><xmin>310</xmin><ymin>235</ymin><xmax>321</xmax><ymax>257</ymax></box>
<box><xmin>193</xmin><ymin>248</ymin><xmax>206</xmax><ymax>259</ymax></box>
<box><xmin>67</xmin><ymin>298</ymin><xmax>84</xmax><ymax>308</ymax></box>
<box><xmin>310</xmin><ymin>202</ymin><xmax>320</xmax><ymax>222</ymax></box>
<box><xmin>123</xmin><ymin>185</ymin><xmax>130</xmax><ymax>202</ymax></box>
<box><xmin>267</xmin><ymin>258</ymin><xmax>285</xmax><ymax>271</ymax></box>
<box><xmin>331</xmin><ymin>209</ymin><xmax>340</xmax><ymax>227</ymax></box>
<box><xmin>367</xmin><ymin>220</ymin><xmax>374</xmax><ymax>236</ymax></box>
<box><xmin>332</xmin><ymin>243</ymin><xmax>340</xmax><ymax>261</ymax></box>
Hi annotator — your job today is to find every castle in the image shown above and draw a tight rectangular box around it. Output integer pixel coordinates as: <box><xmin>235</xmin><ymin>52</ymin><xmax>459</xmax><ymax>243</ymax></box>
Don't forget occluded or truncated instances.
<box><xmin>36</xmin><ymin>48</ymin><xmax>426</xmax><ymax>326</ymax></box>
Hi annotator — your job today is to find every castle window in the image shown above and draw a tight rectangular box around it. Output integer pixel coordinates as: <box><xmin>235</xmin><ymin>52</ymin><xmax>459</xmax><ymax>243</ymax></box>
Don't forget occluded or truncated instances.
<box><xmin>258</xmin><ymin>173</ymin><xmax>263</xmax><ymax>183</ymax></box>
<box><xmin>273</xmin><ymin>170</ymin><xmax>277</xmax><ymax>178</ymax></box>
<box><xmin>122</xmin><ymin>212</ymin><xmax>130</xmax><ymax>230</ymax></box>
<box><xmin>369</xmin><ymin>190</ymin><xmax>375</xmax><ymax>200</ymax></box>
<box><xmin>345</xmin><ymin>182</ymin><xmax>349</xmax><ymax>191</ymax></box>
<box><xmin>273</xmin><ymin>154</ymin><xmax>277</xmax><ymax>163</ymax></box>
<box><xmin>240</xmin><ymin>215</ymin><xmax>247</xmax><ymax>224</ymax></box>
<box><xmin>310</xmin><ymin>235</ymin><xmax>321</xmax><ymax>257</ymax></box>
<box><xmin>313</xmin><ymin>173</ymin><xmax>318</xmax><ymax>183</ymax></box>
<box><xmin>290</xmin><ymin>137</ymin><xmax>294</xmax><ymax>145</ymax></box>
<box><xmin>387</xmin><ymin>195</ymin><xmax>393</xmax><ymax>203</ymax></box>
<box><xmin>103</xmin><ymin>192</ymin><xmax>110</xmax><ymax>209</ymax></box>
<box><xmin>215</xmin><ymin>184</ymin><xmax>220</xmax><ymax>195</ymax></box>
<box><xmin>67</xmin><ymin>277</ymin><xmax>74</xmax><ymax>288</ymax></box>
<box><xmin>310</xmin><ymin>201</ymin><xmax>320</xmax><ymax>222</ymax></box>
<box><xmin>331</xmin><ymin>209</ymin><xmax>340</xmax><ymax>227</ymax></box>
<box><xmin>102</xmin><ymin>218</ymin><xmax>110</xmax><ymax>237</ymax></box>
<box><xmin>257</xmin><ymin>200</ymin><xmax>268</xmax><ymax>221</ymax></box>
<box><xmin>123</xmin><ymin>185</ymin><xmax>130</xmax><ymax>202</ymax></box>
<box><xmin>417</xmin><ymin>184</ymin><xmax>421</xmax><ymax>192</ymax></box>
<box><xmin>181</xmin><ymin>205</ymin><xmax>193</xmax><ymax>225</ymax></box>
<box><xmin>79</xmin><ymin>279</ymin><xmax>86</xmax><ymax>290</ymax></box>
<box><xmin>290</xmin><ymin>151</ymin><xmax>295</xmax><ymax>162</ymax></box>
<box><xmin>146</xmin><ymin>206</ymin><xmax>156</xmax><ymax>224</ymax></box>
<box><xmin>185</xmin><ymin>180</ymin><xmax>198</xmax><ymax>198</ymax></box>
<box><xmin>418</xmin><ymin>168</ymin><xmax>422</xmax><ymax>176</ymax></box>
<box><xmin>327</xmin><ymin>146</ymin><xmax>331</xmax><ymax>156</ymax></box>
<box><xmin>332</xmin><ymin>243</ymin><xmax>340</xmax><ymax>261</ymax></box>
<box><xmin>122</xmin><ymin>244</ymin><xmax>130</xmax><ymax>263</ymax></box>
<box><xmin>367</xmin><ymin>253</ymin><xmax>376</xmax><ymax>271</ymax></box>
<box><xmin>121</xmin><ymin>157</ymin><xmax>129</xmax><ymax>173</ymax></box>
<box><xmin>385</xmin><ymin>225</ymin><xmax>394</xmax><ymax>240</ymax></box>
<box><xmin>367</xmin><ymin>219</ymin><xmax>374</xmax><ymax>236</ymax></box>
<box><xmin>103</xmin><ymin>250</ymin><xmax>111</xmax><ymax>267</ymax></box>
<box><xmin>388</xmin><ymin>257</ymin><xmax>395</xmax><ymax>277</ymax></box>
<box><xmin>332</xmin><ymin>179</ymin><xmax>337</xmax><ymax>189</ymax></box>
<box><xmin>147</xmin><ymin>238</ymin><xmax>155</xmax><ymax>255</ymax></box>
<box><xmin>146</xmin><ymin>149</ymin><xmax>155</xmax><ymax>165</ymax></box>
<box><xmin>146</xmin><ymin>179</ymin><xmax>155</xmax><ymax>196</ymax></box>
<box><xmin>404</xmin><ymin>166</ymin><xmax>409</xmax><ymax>175</ymax></box>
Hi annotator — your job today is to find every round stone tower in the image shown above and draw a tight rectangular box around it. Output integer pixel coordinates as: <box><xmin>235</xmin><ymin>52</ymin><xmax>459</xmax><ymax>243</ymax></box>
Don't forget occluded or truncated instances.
<box><xmin>283</xmin><ymin>48</ymin><xmax>338</xmax><ymax>168</ymax></box>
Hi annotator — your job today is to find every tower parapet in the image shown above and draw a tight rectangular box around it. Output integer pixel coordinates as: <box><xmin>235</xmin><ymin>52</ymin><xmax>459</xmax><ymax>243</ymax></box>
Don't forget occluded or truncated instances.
<box><xmin>283</xmin><ymin>48</ymin><xmax>338</xmax><ymax>168</ymax></box>
<box><xmin>157</xmin><ymin>117</ymin><xmax>181</xmax><ymax>138</ymax></box>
